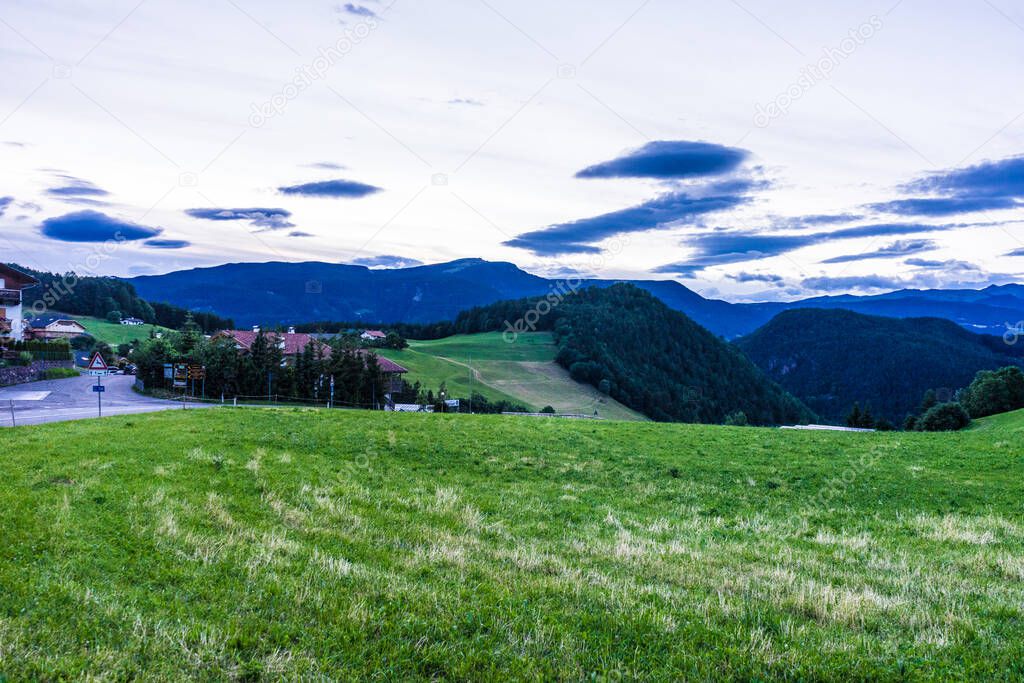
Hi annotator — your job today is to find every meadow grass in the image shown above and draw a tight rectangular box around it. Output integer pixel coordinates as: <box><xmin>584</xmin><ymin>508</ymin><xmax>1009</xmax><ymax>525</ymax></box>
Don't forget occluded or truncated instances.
<box><xmin>51</xmin><ymin>312</ymin><xmax>172</xmax><ymax>346</ymax></box>
<box><xmin>1</xmin><ymin>408</ymin><xmax>1023</xmax><ymax>680</ymax></box>
<box><xmin>379</xmin><ymin>333</ymin><xmax>644</xmax><ymax>420</ymax></box>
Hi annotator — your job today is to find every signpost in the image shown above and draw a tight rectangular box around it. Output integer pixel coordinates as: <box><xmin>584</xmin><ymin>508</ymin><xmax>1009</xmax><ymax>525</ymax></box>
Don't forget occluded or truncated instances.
<box><xmin>87</xmin><ymin>352</ymin><xmax>109</xmax><ymax>377</ymax></box>
<box><xmin>93</xmin><ymin>376</ymin><xmax>105</xmax><ymax>417</ymax></box>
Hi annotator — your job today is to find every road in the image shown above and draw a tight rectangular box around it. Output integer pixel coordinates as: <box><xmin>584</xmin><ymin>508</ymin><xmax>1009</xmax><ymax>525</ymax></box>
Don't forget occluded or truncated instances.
<box><xmin>0</xmin><ymin>374</ymin><xmax>208</xmax><ymax>427</ymax></box>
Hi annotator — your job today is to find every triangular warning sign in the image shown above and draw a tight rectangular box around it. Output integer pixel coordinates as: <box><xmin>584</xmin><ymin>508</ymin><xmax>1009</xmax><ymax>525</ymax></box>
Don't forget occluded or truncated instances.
<box><xmin>88</xmin><ymin>353</ymin><xmax>109</xmax><ymax>371</ymax></box>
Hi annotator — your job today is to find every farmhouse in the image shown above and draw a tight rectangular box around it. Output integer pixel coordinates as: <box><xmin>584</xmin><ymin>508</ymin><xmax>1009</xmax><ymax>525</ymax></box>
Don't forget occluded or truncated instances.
<box><xmin>24</xmin><ymin>315</ymin><xmax>88</xmax><ymax>340</ymax></box>
<box><xmin>360</xmin><ymin>330</ymin><xmax>386</xmax><ymax>342</ymax></box>
<box><xmin>213</xmin><ymin>326</ymin><xmax>331</xmax><ymax>366</ymax></box>
<box><xmin>0</xmin><ymin>264</ymin><xmax>39</xmax><ymax>342</ymax></box>
<box><xmin>120</xmin><ymin>317</ymin><xmax>145</xmax><ymax>326</ymax></box>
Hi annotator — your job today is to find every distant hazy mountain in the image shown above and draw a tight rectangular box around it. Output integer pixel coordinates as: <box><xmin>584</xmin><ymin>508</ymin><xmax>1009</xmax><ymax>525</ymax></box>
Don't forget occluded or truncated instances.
<box><xmin>126</xmin><ymin>258</ymin><xmax>1024</xmax><ymax>337</ymax></box>
<box><xmin>735</xmin><ymin>309</ymin><xmax>1024</xmax><ymax>423</ymax></box>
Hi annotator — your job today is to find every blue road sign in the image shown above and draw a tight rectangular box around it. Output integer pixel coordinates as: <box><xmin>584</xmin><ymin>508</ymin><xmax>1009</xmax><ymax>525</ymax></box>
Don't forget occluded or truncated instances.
<box><xmin>92</xmin><ymin>385</ymin><xmax>106</xmax><ymax>393</ymax></box>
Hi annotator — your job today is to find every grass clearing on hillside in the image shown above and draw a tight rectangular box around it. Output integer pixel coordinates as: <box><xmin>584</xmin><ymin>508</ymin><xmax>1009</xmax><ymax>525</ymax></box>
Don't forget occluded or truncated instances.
<box><xmin>2</xmin><ymin>409</ymin><xmax>1024</xmax><ymax>679</ymax></box>
<box><xmin>380</xmin><ymin>332</ymin><xmax>644</xmax><ymax>420</ymax></box>
<box><xmin>51</xmin><ymin>313</ymin><xmax>171</xmax><ymax>346</ymax></box>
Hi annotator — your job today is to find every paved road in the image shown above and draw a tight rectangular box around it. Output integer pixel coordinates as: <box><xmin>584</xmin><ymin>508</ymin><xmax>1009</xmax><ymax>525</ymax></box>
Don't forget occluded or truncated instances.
<box><xmin>0</xmin><ymin>374</ymin><xmax>206</xmax><ymax>427</ymax></box>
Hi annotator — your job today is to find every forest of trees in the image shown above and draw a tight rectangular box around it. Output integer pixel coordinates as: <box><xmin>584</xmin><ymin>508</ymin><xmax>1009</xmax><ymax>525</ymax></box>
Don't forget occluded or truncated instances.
<box><xmin>10</xmin><ymin>264</ymin><xmax>233</xmax><ymax>333</ymax></box>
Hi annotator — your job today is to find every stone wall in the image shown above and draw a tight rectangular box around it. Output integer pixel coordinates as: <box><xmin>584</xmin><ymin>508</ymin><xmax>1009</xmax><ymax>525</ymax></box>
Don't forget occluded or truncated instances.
<box><xmin>0</xmin><ymin>360</ymin><xmax>75</xmax><ymax>387</ymax></box>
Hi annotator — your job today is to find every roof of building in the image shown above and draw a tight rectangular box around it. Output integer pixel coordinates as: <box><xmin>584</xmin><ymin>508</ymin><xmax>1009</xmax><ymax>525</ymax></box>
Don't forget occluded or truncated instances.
<box><xmin>25</xmin><ymin>315</ymin><xmax>87</xmax><ymax>330</ymax></box>
<box><xmin>361</xmin><ymin>351</ymin><xmax>407</xmax><ymax>374</ymax></box>
<box><xmin>0</xmin><ymin>264</ymin><xmax>39</xmax><ymax>289</ymax></box>
<box><xmin>362</xmin><ymin>330</ymin><xmax>387</xmax><ymax>338</ymax></box>
<box><xmin>215</xmin><ymin>329</ymin><xmax>331</xmax><ymax>356</ymax></box>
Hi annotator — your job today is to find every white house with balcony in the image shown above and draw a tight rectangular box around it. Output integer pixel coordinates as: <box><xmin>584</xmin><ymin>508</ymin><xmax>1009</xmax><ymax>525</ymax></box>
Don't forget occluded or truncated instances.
<box><xmin>0</xmin><ymin>264</ymin><xmax>39</xmax><ymax>342</ymax></box>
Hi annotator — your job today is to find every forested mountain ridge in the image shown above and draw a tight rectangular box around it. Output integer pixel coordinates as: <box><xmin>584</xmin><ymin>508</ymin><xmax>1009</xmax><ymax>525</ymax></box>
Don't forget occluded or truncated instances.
<box><xmin>735</xmin><ymin>308</ymin><xmax>1024</xmax><ymax>423</ymax></box>
<box><xmin>447</xmin><ymin>284</ymin><xmax>812</xmax><ymax>425</ymax></box>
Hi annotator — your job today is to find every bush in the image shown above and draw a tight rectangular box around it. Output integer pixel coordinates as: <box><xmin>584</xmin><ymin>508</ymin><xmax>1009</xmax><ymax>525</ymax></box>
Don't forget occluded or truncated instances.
<box><xmin>540</xmin><ymin>405</ymin><xmax>556</xmax><ymax>414</ymax></box>
<box><xmin>960</xmin><ymin>367</ymin><xmax>1024</xmax><ymax>419</ymax></box>
<box><xmin>15</xmin><ymin>352</ymin><xmax>33</xmax><ymax>367</ymax></box>
<box><xmin>919</xmin><ymin>402</ymin><xmax>971</xmax><ymax>432</ymax></box>
<box><xmin>43</xmin><ymin>367</ymin><xmax>79</xmax><ymax>380</ymax></box>
<box><xmin>723</xmin><ymin>411</ymin><xmax>748</xmax><ymax>427</ymax></box>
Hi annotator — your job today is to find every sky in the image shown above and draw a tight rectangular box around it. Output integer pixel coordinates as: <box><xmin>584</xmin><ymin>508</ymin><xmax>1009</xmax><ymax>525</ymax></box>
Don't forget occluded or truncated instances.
<box><xmin>1</xmin><ymin>0</ymin><xmax>1023</xmax><ymax>302</ymax></box>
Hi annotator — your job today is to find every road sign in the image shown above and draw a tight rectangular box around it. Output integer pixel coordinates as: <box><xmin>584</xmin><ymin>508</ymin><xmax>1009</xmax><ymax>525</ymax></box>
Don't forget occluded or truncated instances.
<box><xmin>163</xmin><ymin>363</ymin><xmax>173</xmax><ymax>379</ymax></box>
<box><xmin>173</xmin><ymin>363</ymin><xmax>187</xmax><ymax>388</ymax></box>
<box><xmin>92</xmin><ymin>385</ymin><xmax>106</xmax><ymax>393</ymax></box>
<box><xmin>87</xmin><ymin>352</ymin><xmax>109</xmax><ymax>376</ymax></box>
<box><xmin>187</xmin><ymin>365</ymin><xmax>205</xmax><ymax>380</ymax></box>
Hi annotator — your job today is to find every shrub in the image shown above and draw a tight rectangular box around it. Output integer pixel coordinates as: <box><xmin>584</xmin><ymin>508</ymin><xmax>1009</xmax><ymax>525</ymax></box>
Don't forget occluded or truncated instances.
<box><xmin>43</xmin><ymin>368</ymin><xmax>80</xmax><ymax>380</ymax></box>
<box><xmin>960</xmin><ymin>367</ymin><xmax>1024</xmax><ymax>419</ymax></box>
<box><xmin>723</xmin><ymin>411</ymin><xmax>748</xmax><ymax>427</ymax></box>
<box><xmin>919</xmin><ymin>402</ymin><xmax>971</xmax><ymax>432</ymax></box>
<box><xmin>15</xmin><ymin>352</ymin><xmax>33</xmax><ymax>367</ymax></box>
<box><xmin>540</xmin><ymin>405</ymin><xmax>556</xmax><ymax>414</ymax></box>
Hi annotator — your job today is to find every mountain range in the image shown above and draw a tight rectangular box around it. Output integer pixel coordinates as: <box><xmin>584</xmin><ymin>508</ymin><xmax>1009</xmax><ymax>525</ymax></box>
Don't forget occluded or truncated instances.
<box><xmin>127</xmin><ymin>258</ymin><xmax>1024</xmax><ymax>338</ymax></box>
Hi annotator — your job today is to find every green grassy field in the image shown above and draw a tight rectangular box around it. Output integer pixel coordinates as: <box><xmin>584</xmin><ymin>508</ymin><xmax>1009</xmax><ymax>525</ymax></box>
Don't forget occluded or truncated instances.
<box><xmin>379</xmin><ymin>332</ymin><xmax>644</xmax><ymax>421</ymax></box>
<box><xmin>52</xmin><ymin>312</ymin><xmax>171</xmax><ymax>346</ymax></box>
<box><xmin>2</xmin><ymin>408</ymin><xmax>1024</xmax><ymax>679</ymax></box>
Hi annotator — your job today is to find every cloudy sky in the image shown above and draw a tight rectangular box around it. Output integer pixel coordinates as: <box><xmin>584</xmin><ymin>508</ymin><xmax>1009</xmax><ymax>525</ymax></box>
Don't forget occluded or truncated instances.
<box><xmin>2</xmin><ymin>0</ymin><xmax>1023</xmax><ymax>301</ymax></box>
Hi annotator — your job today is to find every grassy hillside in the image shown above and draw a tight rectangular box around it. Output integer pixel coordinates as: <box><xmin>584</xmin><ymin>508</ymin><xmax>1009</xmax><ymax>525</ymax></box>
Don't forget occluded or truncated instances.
<box><xmin>736</xmin><ymin>308</ymin><xmax>1024</xmax><ymax>423</ymax></box>
<box><xmin>2</xmin><ymin>409</ymin><xmax>1024</xmax><ymax>679</ymax></box>
<box><xmin>378</xmin><ymin>332</ymin><xmax>645</xmax><ymax>421</ymax></box>
<box><xmin>53</xmin><ymin>312</ymin><xmax>172</xmax><ymax>346</ymax></box>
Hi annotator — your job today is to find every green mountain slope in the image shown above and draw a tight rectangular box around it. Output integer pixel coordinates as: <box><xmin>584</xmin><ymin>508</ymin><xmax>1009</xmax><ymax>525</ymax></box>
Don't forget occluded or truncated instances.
<box><xmin>735</xmin><ymin>308</ymin><xmax>1024</xmax><ymax>423</ymax></box>
<box><xmin>453</xmin><ymin>284</ymin><xmax>812</xmax><ymax>425</ymax></box>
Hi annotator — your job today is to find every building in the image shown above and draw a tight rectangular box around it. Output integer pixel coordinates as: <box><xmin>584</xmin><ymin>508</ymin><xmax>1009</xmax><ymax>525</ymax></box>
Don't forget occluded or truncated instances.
<box><xmin>120</xmin><ymin>317</ymin><xmax>145</xmax><ymax>326</ymax></box>
<box><xmin>0</xmin><ymin>264</ymin><xmax>39</xmax><ymax>342</ymax></box>
<box><xmin>213</xmin><ymin>327</ymin><xmax>333</xmax><ymax>367</ymax></box>
<box><xmin>25</xmin><ymin>315</ymin><xmax>89</xmax><ymax>340</ymax></box>
<box><xmin>360</xmin><ymin>330</ymin><xmax>387</xmax><ymax>342</ymax></box>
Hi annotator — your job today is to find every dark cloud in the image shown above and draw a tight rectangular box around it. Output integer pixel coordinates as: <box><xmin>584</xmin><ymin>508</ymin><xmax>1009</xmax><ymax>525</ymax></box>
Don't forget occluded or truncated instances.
<box><xmin>340</xmin><ymin>3</ymin><xmax>378</xmax><ymax>18</ymax></box>
<box><xmin>725</xmin><ymin>272</ymin><xmax>784</xmax><ymax>284</ymax></box>
<box><xmin>45</xmin><ymin>175</ymin><xmax>109</xmax><ymax>199</ymax></box>
<box><xmin>144</xmin><ymin>238</ymin><xmax>190</xmax><ymax>249</ymax></box>
<box><xmin>40</xmin><ymin>210</ymin><xmax>162</xmax><ymax>242</ymax></box>
<box><xmin>185</xmin><ymin>207</ymin><xmax>294</xmax><ymax>231</ymax></box>
<box><xmin>506</xmin><ymin>181</ymin><xmax>758</xmax><ymax>256</ymax></box>
<box><xmin>654</xmin><ymin>222</ymin><xmax>969</xmax><ymax>276</ymax></box>
<box><xmin>575</xmin><ymin>140</ymin><xmax>748</xmax><ymax>180</ymax></box>
<box><xmin>870</xmin><ymin>155</ymin><xmax>1024</xmax><ymax>217</ymax></box>
<box><xmin>278</xmin><ymin>179</ymin><xmax>381</xmax><ymax>198</ymax></box>
<box><xmin>801</xmin><ymin>275</ymin><xmax>905</xmax><ymax>292</ymax></box>
<box><xmin>869</xmin><ymin>196</ymin><xmax>1019</xmax><ymax>216</ymax></box>
<box><xmin>1006</xmin><ymin>248</ymin><xmax>1024</xmax><ymax>257</ymax></box>
<box><xmin>349</xmin><ymin>254</ymin><xmax>424</xmax><ymax>268</ymax></box>
<box><xmin>821</xmin><ymin>239</ymin><xmax>936</xmax><ymax>264</ymax></box>
<box><xmin>0</xmin><ymin>196</ymin><xmax>12</xmax><ymax>217</ymax></box>
<box><xmin>905</xmin><ymin>258</ymin><xmax>981</xmax><ymax>272</ymax></box>
<box><xmin>289</xmin><ymin>231</ymin><xmax>314</xmax><ymax>237</ymax></box>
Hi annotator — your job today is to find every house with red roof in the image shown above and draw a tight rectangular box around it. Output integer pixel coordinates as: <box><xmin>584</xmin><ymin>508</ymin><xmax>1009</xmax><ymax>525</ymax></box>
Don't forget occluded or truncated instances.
<box><xmin>360</xmin><ymin>329</ymin><xmax>387</xmax><ymax>342</ymax></box>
